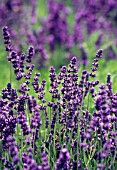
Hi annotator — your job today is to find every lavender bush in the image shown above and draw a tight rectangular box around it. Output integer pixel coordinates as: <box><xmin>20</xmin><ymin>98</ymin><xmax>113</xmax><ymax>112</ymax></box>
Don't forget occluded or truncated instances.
<box><xmin>0</xmin><ymin>27</ymin><xmax>117</xmax><ymax>170</ymax></box>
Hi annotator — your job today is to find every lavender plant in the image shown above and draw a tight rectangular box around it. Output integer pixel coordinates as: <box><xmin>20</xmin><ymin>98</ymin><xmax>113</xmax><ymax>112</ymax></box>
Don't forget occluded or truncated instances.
<box><xmin>0</xmin><ymin>27</ymin><xmax>117</xmax><ymax>170</ymax></box>
<box><xmin>1</xmin><ymin>0</ymin><xmax>117</xmax><ymax>70</ymax></box>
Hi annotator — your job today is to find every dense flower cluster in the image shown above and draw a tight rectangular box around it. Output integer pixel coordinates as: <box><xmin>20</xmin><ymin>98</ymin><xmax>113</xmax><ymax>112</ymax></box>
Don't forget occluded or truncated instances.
<box><xmin>0</xmin><ymin>27</ymin><xmax>117</xmax><ymax>169</ymax></box>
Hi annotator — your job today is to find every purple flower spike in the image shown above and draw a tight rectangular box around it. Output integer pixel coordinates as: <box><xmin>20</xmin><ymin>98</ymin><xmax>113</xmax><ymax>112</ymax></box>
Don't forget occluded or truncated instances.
<box><xmin>55</xmin><ymin>148</ymin><xmax>70</xmax><ymax>170</ymax></box>
<box><xmin>41</xmin><ymin>152</ymin><xmax>50</xmax><ymax>170</ymax></box>
<box><xmin>2</xmin><ymin>26</ymin><xmax>13</xmax><ymax>52</ymax></box>
<box><xmin>26</xmin><ymin>46</ymin><xmax>34</xmax><ymax>63</ymax></box>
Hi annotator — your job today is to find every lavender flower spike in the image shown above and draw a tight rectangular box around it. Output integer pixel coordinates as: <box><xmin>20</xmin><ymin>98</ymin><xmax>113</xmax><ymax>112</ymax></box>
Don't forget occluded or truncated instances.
<box><xmin>55</xmin><ymin>148</ymin><xmax>70</xmax><ymax>170</ymax></box>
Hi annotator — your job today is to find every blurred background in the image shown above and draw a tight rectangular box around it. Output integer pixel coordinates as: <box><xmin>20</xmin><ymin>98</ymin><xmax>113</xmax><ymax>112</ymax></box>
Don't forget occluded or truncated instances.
<box><xmin>0</xmin><ymin>0</ymin><xmax>117</xmax><ymax>90</ymax></box>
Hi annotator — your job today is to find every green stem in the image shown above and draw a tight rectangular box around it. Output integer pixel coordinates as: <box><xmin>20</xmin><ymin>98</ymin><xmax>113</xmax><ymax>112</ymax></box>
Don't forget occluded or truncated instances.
<box><xmin>10</xmin><ymin>62</ymin><xmax>12</xmax><ymax>83</ymax></box>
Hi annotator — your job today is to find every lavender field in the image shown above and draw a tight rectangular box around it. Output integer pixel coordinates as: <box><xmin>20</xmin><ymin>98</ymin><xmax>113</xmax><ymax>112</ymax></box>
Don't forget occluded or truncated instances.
<box><xmin>0</xmin><ymin>0</ymin><xmax>117</xmax><ymax>170</ymax></box>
